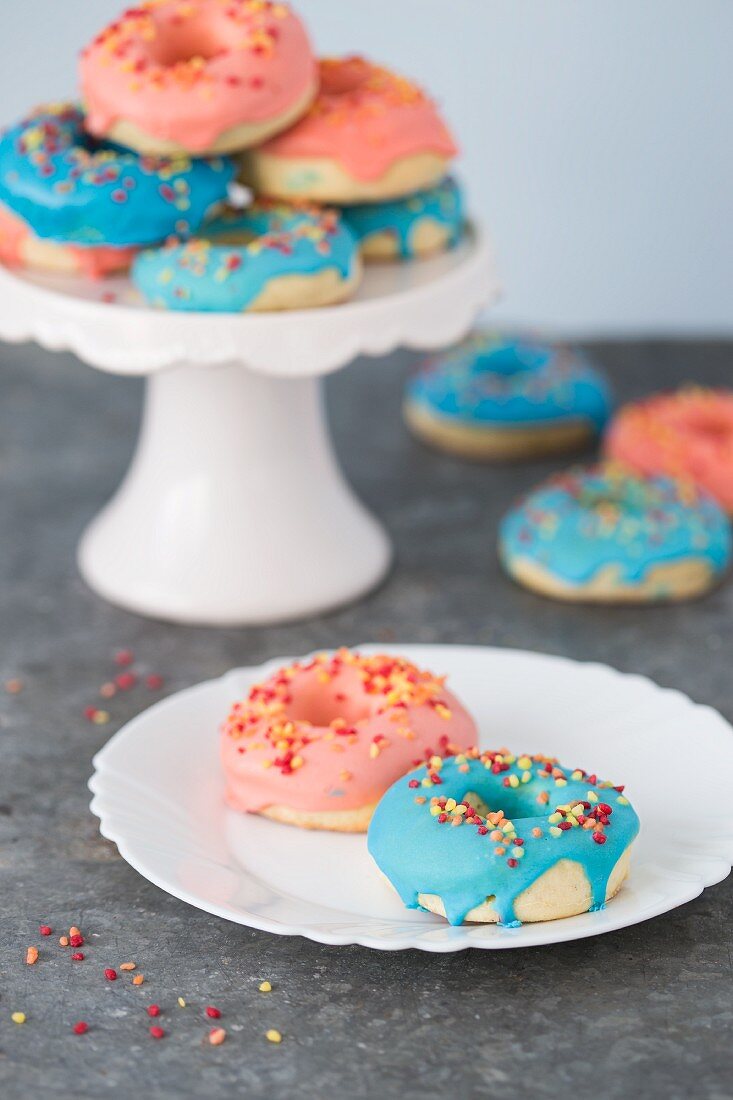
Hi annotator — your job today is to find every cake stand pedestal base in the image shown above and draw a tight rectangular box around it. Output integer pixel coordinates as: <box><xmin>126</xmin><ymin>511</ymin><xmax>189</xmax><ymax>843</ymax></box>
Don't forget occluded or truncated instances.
<box><xmin>78</xmin><ymin>362</ymin><xmax>391</xmax><ymax>625</ymax></box>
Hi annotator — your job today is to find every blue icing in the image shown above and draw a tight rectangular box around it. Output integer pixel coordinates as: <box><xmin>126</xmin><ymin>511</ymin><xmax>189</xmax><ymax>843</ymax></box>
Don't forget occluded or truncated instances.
<box><xmin>499</xmin><ymin>465</ymin><xmax>732</xmax><ymax>587</ymax></box>
<box><xmin>406</xmin><ymin>332</ymin><xmax>612</xmax><ymax>429</ymax></box>
<box><xmin>133</xmin><ymin>202</ymin><xmax>359</xmax><ymax>312</ymax></box>
<box><xmin>0</xmin><ymin>103</ymin><xmax>234</xmax><ymax>246</ymax></box>
<box><xmin>367</xmin><ymin>749</ymin><xmax>640</xmax><ymax>926</ymax></box>
<box><xmin>340</xmin><ymin>176</ymin><xmax>464</xmax><ymax>258</ymax></box>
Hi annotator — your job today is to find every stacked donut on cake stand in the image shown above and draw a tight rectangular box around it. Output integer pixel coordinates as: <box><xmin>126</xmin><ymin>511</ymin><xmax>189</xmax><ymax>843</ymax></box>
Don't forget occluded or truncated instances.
<box><xmin>0</xmin><ymin>0</ymin><xmax>499</xmax><ymax>624</ymax></box>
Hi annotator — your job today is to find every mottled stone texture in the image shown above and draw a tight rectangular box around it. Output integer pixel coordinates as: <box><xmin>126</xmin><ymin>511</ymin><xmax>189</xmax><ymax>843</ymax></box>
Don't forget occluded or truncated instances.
<box><xmin>0</xmin><ymin>339</ymin><xmax>731</xmax><ymax>1099</ymax></box>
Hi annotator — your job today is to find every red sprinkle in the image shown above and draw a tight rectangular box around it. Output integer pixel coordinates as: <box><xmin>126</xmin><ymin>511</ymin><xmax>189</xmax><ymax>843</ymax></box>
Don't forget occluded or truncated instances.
<box><xmin>83</xmin><ymin>706</ymin><xmax>98</xmax><ymax>721</ymax></box>
<box><xmin>149</xmin><ymin>1025</ymin><xmax>165</xmax><ymax>1040</ymax></box>
<box><xmin>71</xmin><ymin>952</ymin><xmax>85</xmax><ymax>961</ymax></box>
<box><xmin>407</xmin><ymin>780</ymin><xmax>419</xmax><ymax>789</ymax></box>
<box><xmin>39</xmin><ymin>924</ymin><xmax>52</xmax><ymax>937</ymax></box>
<box><xmin>114</xmin><ymin>649</ymin><xmax>134</xmax><ymax>667</ymax></box>
<box><xmin>69</xmin><ymin>934</ymin><xmax>84</xmax><ymax>948</ymax></box>
<box><xmin>477</xmin><ymin>826</ymin><xmax>488</xmax><ymax>835</ymax></box>
<box><xmin>507</xmin><ymin>858</ymin><xmax>518</xmax><ymax>868</ymax></box>
<box><xmin>147</xmin><ymin>1005</ymin><xmax>161</xmax><ymax>1017</ymax></box>
<box><xmin>205</xmin><ymin>1006</ymin><xmax>222</xmax><ymax>1019</ymax></box>
<box><xmin>146</xmin><ymin>674</ymin><xmax>164</xmax><ymax>690</ymax></box>
<box><xmin>115</xmin><ymin>672</ymin><xmax>137</xmax><ymax>691</ymax></box>
<box><xmin>72</xmin><ymin>1021</ymin><xmax>89</xmax><ymax>1035</ymax></box>
<box><xmin>104</xmin><ymin>968</ymin><xmax>117</xmax><ymax>981</ymax></box>
<box><xmin>592</xmin><ymin>832</ymin><xmax>607</xmax><ymax>845</ymax></box>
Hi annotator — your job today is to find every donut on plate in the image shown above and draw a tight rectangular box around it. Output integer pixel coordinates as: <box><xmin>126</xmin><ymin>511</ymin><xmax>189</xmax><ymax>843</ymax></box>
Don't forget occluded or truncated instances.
<box><xmin>498</xmin><ymin>464</ymin><xmax>731</xmax><ymax>603</ymax></box>
<box><xmin>80</xmin><ymin>0</ymin><xmax>317</xmax><ymax>157</ymax></box>
<box><xmin>341</xmin><ymin>176</ymin><xmax>464</xmax><ymax>262</ymax></box>
<box><xmin>220</xmin><ymin>649</ymin><xmax>477</xmax><ymax>832</ymax></box>
<box><xmin>404</xmin><ymin>333</ymin><xmax>612</xmax><ymax>461</ymax></box>
<box><xmin>368</xmin><ymin>747</ymin><xmax>639</xmax><ymax>925</ymax></box>
<box><xmin>0</xmin><ymin>103</ymin><xmax>234</xmax><ymax>277</ymax></box>
<box><xmin>132</xmin><ymin>199</ymin><xmax>361</xmax><ymax>311</ymax></box>
<box><xmin>605</xmin><ymin>388</ymin><xmax>733</xmax><ymax>514</ymax></box>
<box><xmin>242</xmin><ymin>56</ymin><xmax>458</xmax><ymax>203</ymax></box>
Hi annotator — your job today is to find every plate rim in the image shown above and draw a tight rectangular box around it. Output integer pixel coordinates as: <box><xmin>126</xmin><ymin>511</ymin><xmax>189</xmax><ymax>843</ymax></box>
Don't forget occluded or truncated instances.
<box><xmin>89</xmin><ymin>643</ymin><xmax>733</xmax><ymax>952</ymax></box>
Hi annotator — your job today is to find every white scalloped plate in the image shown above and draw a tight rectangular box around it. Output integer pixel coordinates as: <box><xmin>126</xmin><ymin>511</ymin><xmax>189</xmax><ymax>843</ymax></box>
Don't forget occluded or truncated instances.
<box><xmin>0</xmin><ymin>222</ymin><xmax>497</xmax><ymax>377</ymax></box>
<box><xmin>89</xmin><ymin>644</ymin><xmax>733</xmax><ymax>952</ymax></box>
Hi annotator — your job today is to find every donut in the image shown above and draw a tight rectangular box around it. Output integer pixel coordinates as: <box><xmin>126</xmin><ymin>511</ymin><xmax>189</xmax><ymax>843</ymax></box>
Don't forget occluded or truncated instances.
<box><xmin>242</xmin><ymin>56</ymin><xmax>457</xmax><ymax>203</ymax></box>
<box><xmin>605</xmin><ymin>388</ymin><xmax>733</xmax><ymax>514</ymax></box>
<box><xmin>221</xmin><ymin>649</ymin><xmax>477</xmax><ymax>832</ymax></box>
<box><xmin>368</xmin><ymin>747</ymin><xmax>640</xmax><ymax>926</ymax></box>
<box><xmin>498</xmin><ymin>464</ymin><xmax>731</xmax><ymax>603</ymax></box>
<box><xmin>132</xmin><ymin>199</ymin><xmax>361</xmax><ymax>311</ymax></box>
<box><xmin>80</xmin><ymin>0</ymin><xmax>317</xmax><ymax>157</ymax></box>
<box><xmin>404</xmin><ymin>333</ymin><xmax>613</xmax><ymax>461</ymax></box>
<box><xmin>0</xmin><ymin>103</ymin><xmax>234</xmax><ymax>277</ymax></box>
<box><xmin>341</xmin><ymin>176</ymin><xmax>464</xmax><ymax>262</ymax></box>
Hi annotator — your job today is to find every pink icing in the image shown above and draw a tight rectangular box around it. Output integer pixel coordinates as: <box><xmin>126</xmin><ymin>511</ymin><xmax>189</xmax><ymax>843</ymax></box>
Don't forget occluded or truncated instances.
<box><xmin>606</xmin><ymin>389</ymin><xmax>733</xmax><ymax>512</ymax></box>
<box><xmin>0</xmin><ymin>203</ymin><xmax>136</xmax><ymax>277</ymax></box>
<box><xmin>221</xmin><ymin>650</ymin><xmax>477</xmax><ymax>815</ymax></box>
<box><xmin>80</xmin><ymin>0</ymin><xmax>316</xmax><ymax>151</ymax></box>
<box><xmin>259</xmin><ymin>56</ymin><xmax>458</xmax><ymax>180</ymax></box>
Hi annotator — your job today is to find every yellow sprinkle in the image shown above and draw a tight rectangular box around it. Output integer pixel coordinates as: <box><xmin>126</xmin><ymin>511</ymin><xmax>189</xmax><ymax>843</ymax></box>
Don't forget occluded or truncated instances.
<box><xmin>11</xmin><ymin>1012</ymin><xmax>26</xmax><ymax>1025</ymax></box>
<box><xmin>266</xmin><ymin>1029</ymin><xmax>282</xmax><ymax>1044</ymax></box>
<box><xmin>572</xmin><ymin>803</ymin><xmax>585</xmax><ymax>816</ymax></box>
<box><xmin>549</xmin><ymin>826</ymin><xmax>562</xmax><ymax>838</ymax></box>
<box><xmin>521</xmin><ymin>770</ymin><xmax>531</xmax><ymax>784</ymax></box>
<box><xmin>428</xmin><ymin>755</ymin><xmax>443</xmax><ymax>770</ymax></box>
<box><xmin>517</xmin><ymin>755</ymin><xmax>532</xmax><ymax>770</ymax></box>
<box><xmin>511</xmin><ymin>847</ymin><xmax>525</xmax><ymax>859</ymax></box>
<box><xmin>429</xmin><ymin>804</ymin><xmax>441</xmax><ymax>816</ymax></box>
<box><xmin>555</xmin><ymin>778</ymin><xmax>567</xmax><ymax>787</ymax></box>
<box><xmin>548</xmin><ymin>812</ymin><xmax>562</xmax><ymax>824</ymax></box>
<box><xmin>444</xmin><ymin>798</ymin><xmax>457</xmax><ymax>812</ymax></box>
<box><xmin>571</xmin><ymin>770</ymin><xmax>584</xmax><ymax>780</ymax></box>
<box><xmin>177</xmin><ymin>997</ymin><xmax>186</xmax><ymax>1008</ymax></box>
<box><xmin>587</xmin><ymin>790</ymin><xmax>599</xmax><ymax>803</ymax></box>
<box><xmin>258</xmin><ymin>981</ymin><xmax>272</xmax><ymax>993</ymax></box>
<box><xmin>501</xmin><ymin>822</ymin><xmax>515</xmax><ymax>834</ymax></box>
<box><xmin>508</xmin><ymin>775</ymin><xmax>519</xmax><ymax>788</ymax></box>
<box><xmin>92</xmin><ymin>709</ymin><xmax>110</xmax><ymax>725</ymax></box>
<box><xmin>420</xmin><ymin>777</ymin><xmax>433</xmax><ymax>788</ymax></box>
<box><xmin>617</xmin><ymin>796</ymin><xmax>629</xmax><ymax>805</ymax></box>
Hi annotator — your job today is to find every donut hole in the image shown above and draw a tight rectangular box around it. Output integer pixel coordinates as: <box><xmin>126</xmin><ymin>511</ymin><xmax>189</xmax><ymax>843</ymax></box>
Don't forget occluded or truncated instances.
<box><xmin>149</xmin><ymin>21</ymin><xmax>229</xmax><ymax>67</ymax></box>
<box><xmin>285</xmin><ymin>684</ymin><xmax>371</xmax><ymax>729</ymax></box>
<box><xmin>681</xmin><ymin>407</ymin><xmax>732</xmax><ymax>444</ymax></box>
<box><xmin>474</xmin><ymin>341</ymin><xmax>550</xmax><ymax>377</ymax></box>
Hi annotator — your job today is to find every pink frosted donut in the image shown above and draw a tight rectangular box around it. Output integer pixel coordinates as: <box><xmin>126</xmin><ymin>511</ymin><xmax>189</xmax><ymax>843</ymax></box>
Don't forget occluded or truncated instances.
<box><xmin>606</xmin><ymin>388</ymin><xmax>733</xmax><ymax>513</ymax></box>
<box><xmin>221</xmin><ymin>649</ymin><xmax>477</xmax><ymax>832</ymax></box>
<box><xmin>80</xmin><ymin>0</ymin><xmax>317</xmax><ymax>157</ymax></box>
<box><xmin>243</xmin><ymin>56</ymin><xmax>458</xmax><ymax>202</ymax></box>
<box><xmin>0</xmin><ymin>202</ymin><xmax>136</xmax><ymax>278</ymax></box>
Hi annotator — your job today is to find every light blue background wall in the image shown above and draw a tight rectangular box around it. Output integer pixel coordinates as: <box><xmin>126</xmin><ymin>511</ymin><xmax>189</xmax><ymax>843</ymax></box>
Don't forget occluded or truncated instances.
<box><xmin>1</xmin><ymin>1</ymin><xmax>730</xmax><ymax>335</ymax></box>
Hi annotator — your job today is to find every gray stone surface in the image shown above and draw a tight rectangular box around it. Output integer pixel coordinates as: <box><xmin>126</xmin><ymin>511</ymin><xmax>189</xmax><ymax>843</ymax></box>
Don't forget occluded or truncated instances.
<box><xmin>1</xmin><ymin>338</ymin><xmax>732</xmax><ymax>1100</ymax></box>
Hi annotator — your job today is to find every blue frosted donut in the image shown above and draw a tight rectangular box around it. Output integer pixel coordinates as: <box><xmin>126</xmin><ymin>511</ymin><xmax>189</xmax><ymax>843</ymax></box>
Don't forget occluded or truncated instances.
<box><xmin>368</xmin><ymin>747</ymin><xmax>640</xmax><ymax>926</ymax></box>
<box><xmin>132</xmin><ymin>201</ymin><xmax>361</xmax><ymax>312</ymax></box>
<box><xmin>404</xmin><ymin>332</ymin><xmax>613</xmax><ymax>460</ymax></box>
<box><xmin>499</xmin><ymin>464</ymin><xmax>732</xmax><ymax>603</ymax></box>
<box><xmin>340</xmin><ymin>176</ymin><xmax>464</xmax><ymax>260</ymax></box>
<box><xmin>0</xmin><ymin>103</ymin><xmax>235</xmax><ymax>248</ymax></box>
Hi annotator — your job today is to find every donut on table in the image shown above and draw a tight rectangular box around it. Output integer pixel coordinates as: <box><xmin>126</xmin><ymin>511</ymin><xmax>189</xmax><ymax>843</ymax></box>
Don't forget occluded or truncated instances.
<box><xmin>80</xmin><ymin>0</ymin><xmax>317</xmax><ymax>157</ymax></box>
<box><xmin>0</xmin><ymin>103</ymin><xmax>234</xmax><ymax>278</ymax></box>
<box><xmin>368</xmin><ymin>747</ymin><xmax>640</xmax><ymax>926</ymax></box>
<box><xmin>605</xmin><ymin>388</ymin><xmax>733</xmax><ymax>514</ymax></box>
<box><xmin>498</xmin><ymin>464</ymin><xmax>731</xmax><ymax>603</ymax></box>
<box><xmin>242</xmin><ymin>56</ymin><xmax>458</xmax><ymax>203</ymax></box>
<box><xmin>341</xmin><ymin>176</ymin><xmax>464</xmax><ymax>262</ymax></box>
<box><xmin>132</xmin><ymin>199</ymin><xmax>361</xmax><ymax>311</ymax></box>
<box><xmin>221</xmin><ymin>649</ymin><xmax>477</xmax><ymax>832</ymax></box>
<box><xmin>404</xmin><ymin>333</ymin><xmax>613</xmax><ymax>461</ymax></box>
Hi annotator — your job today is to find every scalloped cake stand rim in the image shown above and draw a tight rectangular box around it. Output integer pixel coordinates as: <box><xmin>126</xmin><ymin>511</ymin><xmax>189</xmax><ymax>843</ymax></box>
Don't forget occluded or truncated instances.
<box><xmin>0</xmin><ymin>220</ymin><xmax>499</xmax><ymax>377</ymax></box>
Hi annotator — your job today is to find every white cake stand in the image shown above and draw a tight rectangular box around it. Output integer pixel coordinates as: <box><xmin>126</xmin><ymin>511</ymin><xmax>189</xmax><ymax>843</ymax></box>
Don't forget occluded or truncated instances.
<box><xmin>0</xmin><ymin>223</ymin><xmax>499</xmax><ymax>625</ymax></box>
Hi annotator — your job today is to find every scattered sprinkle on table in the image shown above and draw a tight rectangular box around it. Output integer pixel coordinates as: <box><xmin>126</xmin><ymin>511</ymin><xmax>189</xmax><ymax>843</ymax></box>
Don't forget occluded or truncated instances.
<box><xmin>266</xmin><ymin>1029</ymin><xmax>282</xmax><ymax>1044</ymax></box>
<box><xmin>209</xmin><ymin>1027</ymin><xmax>226</xmax><ymax>1046</ymax></box>
<box><xmin>39</xmin><ymin>924</ymin><xmax>52</xmax><ymax>937</ymax></box>
<box><xmin>132</xmin><ymin>974</ymin><xmax>145</xmax><ymax>985</ymax></box>
<box><xmin>26</xmin><ymin>946</ymin><xmax>39</xmax><ymax>965</ymax></box>
<box><xmin>4</xmin><ymin>678</ymin><xmax>24</xmax><ymax>694</ymax></box>
<box><xmin>114</xmin><ymin>649</ymin><xmax>134</xmax><ymax>667</ymax></box>
<box><xmin>104</xmin><ymin>968</ymin><xmax>117</xmax><ymax>981</ymax></box>
<box><xmin>119</xmin><ymin>962</ymin><xmax>136</xmax><ymax>971</ymax></box>
<box><xmin>205</xmin><ymin>1006</ymin><xmax>221</xmax><ymax>1019</ymax></box>
<box><xmin>149</xmin><ymin>1025</ymin><xmax>165</xmax><ymax>1040</ymax></box>
<box><xmin>147</xmin><ymin>1005</ymin><xmax>161</xmax><ymax>1017</ymax></box>
<box><xmin>177</xmin><ymin>996</ymin><xmax>186</xmax><ymax>1008</ymax></box>
<box><xmin>258</xmin><ymin>981</ymin><xmax>272</xmax><ymax>993</ymax></box>
<box><xmin>11</xmin><ymin>1012</ymin><xmax>26</xmax><ymax>1025</ymax></box>
<box><xmin>72</xmin><ymin>1021</ymin><xmax>89</xmax><ymax>1035</ymax></box>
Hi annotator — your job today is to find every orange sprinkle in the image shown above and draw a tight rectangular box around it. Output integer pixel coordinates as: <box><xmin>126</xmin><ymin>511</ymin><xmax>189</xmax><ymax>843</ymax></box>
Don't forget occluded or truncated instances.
<box><xmin>25</xmin><ymin>946</ymin><xmax>39</xmax><ymax>965</ymax></box>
